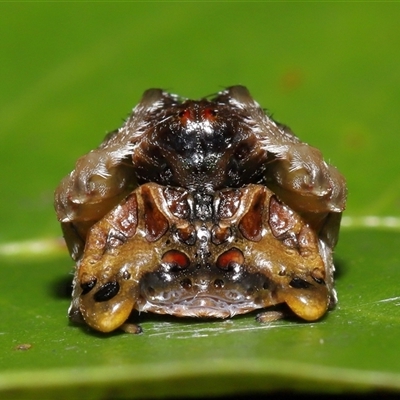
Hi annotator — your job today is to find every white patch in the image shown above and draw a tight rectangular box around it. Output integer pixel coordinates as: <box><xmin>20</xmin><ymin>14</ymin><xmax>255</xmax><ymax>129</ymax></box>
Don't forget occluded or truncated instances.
<box><xmin>0</xmin><ymin>238</ymin><xmax>65</xmax><ymax>257</ymax></box>
<box><xmin>341</xmin><ymin>216</ymin><xmax>400</xmax><ymax>230</ymax></box>
<box><xmin>376</xmin><ymin>296</ymin><xmax>400</xmax><ymax>304</ymax></box>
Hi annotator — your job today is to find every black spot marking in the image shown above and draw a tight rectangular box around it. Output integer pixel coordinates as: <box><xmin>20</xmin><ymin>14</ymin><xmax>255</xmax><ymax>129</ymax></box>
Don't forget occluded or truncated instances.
<box><xmin>214</xmin><ymin>279</ymin><xmax>225</xmax><ymax>289</ymax></box>
<box><xmin>180</xmin><ymin>278</ymin><xmax>192</xmax><ymax>289</ymax></box>
<box><xmin>94</xmin><ymin>281</ymin><xmax>120</xmax><ymax>302</ymax></box>
<box><xmin>289</xmin><ymin>277</ymin><xmax>312</xmax><ymax>289</ymax></box>
<box><xmin>312</xmin><ymin>276</ymin><xmax>325</xmax><ymax>285</ymax></box>
<box><xmin>81</xmin><ymin>278</ymin><xmax>97</xmax><ymax>295</ymax></box>
<box><xmin>122</xmin><ymin>270</ymin><xmax>131</xmax><ymax>280</ymax></box>
<box><xmin>262</xmin><ymin>279</ymin><xmax>271</xmax><ymax>290</ymax></box>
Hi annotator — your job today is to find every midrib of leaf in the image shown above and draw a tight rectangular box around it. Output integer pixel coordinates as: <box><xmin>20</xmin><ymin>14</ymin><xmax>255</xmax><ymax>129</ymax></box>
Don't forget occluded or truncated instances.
<box><xmin>1</xmin><ymin>358</ymin><xmax>400</xmax><ymax>396</ymax></box>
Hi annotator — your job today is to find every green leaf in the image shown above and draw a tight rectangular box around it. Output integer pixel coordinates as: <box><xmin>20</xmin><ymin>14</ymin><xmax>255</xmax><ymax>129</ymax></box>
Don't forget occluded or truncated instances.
<box><xmin>1</xmin><ymin>3</ymin><xmax>399</xmax><ymax>399</ymax></box>
<box><xmin>1</xmin><ymin>229</ymin><xmax>400</xmax><ymax>399</ymax></box>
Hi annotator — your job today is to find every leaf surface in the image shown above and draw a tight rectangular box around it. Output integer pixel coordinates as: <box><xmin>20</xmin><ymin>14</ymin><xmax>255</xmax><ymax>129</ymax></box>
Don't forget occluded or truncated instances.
<box><xmin>0</xmin><ymin>3</ymin><xmax>399</xmax><ymax>399</ymax></box>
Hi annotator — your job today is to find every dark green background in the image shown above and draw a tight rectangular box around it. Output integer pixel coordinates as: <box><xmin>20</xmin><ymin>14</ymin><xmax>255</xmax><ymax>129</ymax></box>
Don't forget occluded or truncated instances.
<box><xmin>0</xmin><ymin>3</ymin><xmax>399</xmax><ymax>399</ymax></box>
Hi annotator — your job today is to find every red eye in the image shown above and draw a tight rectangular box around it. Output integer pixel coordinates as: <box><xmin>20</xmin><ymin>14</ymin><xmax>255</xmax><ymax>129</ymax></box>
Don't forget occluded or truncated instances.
<box><xmin>202</xmin><ymin>107</ymin><xmax>217</xmax><ymax>121</ymax></box>
<box><xmin>216</xmin><ymin>248</ymin><xmax>244</xmax><ymax>270</ymax></box>
<box><xmin>162</xmin><ymin>250</ymin><xmax>190</xmax><ymax>270</ymax></box>
<box><xmin>178</xmin><ymin>109</ymin><xmax>193</xmax><ymax>124</ymax></box>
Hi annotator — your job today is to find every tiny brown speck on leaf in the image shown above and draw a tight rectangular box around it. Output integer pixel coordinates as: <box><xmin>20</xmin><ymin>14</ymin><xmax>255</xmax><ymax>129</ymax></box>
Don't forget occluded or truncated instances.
<box><xmin>15</xmin><ymin>343</ymin><xmax>32</xmax><ymax>351</ymax></box>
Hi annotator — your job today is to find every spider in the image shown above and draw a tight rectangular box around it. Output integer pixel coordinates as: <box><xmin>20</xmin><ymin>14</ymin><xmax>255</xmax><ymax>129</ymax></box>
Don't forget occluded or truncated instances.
<box><xmin>55</xmin><ymin>86</ymin><xmax>346</xmax><ymax>333</ymax></box>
